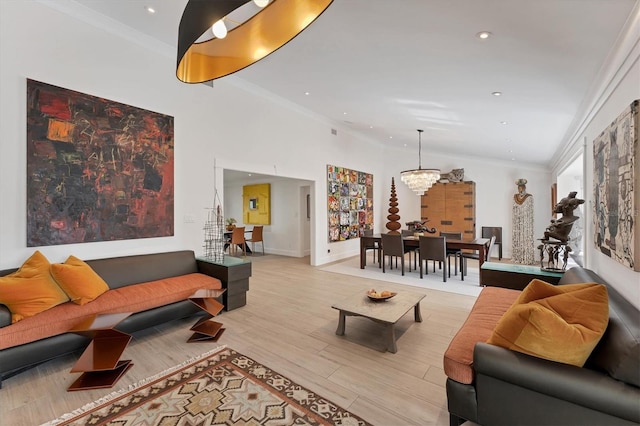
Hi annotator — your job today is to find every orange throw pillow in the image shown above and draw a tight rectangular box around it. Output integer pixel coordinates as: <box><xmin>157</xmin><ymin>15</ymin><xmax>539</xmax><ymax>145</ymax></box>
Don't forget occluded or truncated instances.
<box><xmin>0</xmin><ymin>251</ymin><xmax>70</xmax><ymax>323</ymax></box>
<box><xmin>51</xmin><ymin>255</ymin><xmax>109</xmax><ymax>305</ymax></box>
<box><xmin>487</xmin><ymin>279</ymin><xmax>609</xmax><ymax>367</ymax></box>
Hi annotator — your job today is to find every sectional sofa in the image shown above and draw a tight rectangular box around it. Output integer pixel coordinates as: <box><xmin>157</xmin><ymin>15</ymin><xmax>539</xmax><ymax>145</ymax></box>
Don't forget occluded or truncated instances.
<box><xmin>0</xmin><ymin>250</ymin><xmax>226</xmax><ymax>387</ymax></box>
<box><xmin>444</xmin><ymin>266</ymin><xmax>640</xmax><ymax>425</ymax></box>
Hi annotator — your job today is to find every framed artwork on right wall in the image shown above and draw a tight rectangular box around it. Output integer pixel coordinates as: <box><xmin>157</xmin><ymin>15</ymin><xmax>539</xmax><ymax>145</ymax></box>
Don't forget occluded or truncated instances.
<box><xmin>593</xmin><ymin>99</ymin><xmax>639</xmax><ymax>271</ymax></box>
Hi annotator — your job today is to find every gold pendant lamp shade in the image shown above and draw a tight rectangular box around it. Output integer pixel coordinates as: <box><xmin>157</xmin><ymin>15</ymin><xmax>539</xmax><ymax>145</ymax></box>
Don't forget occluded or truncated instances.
<box><xmin>177</xmin><ymin>0</ymin><xmax>334</xmax><ymax>83</ymax></box>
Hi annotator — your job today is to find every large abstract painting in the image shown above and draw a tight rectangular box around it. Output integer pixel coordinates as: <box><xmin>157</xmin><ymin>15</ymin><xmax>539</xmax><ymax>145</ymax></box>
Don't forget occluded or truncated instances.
<box><xmin>593</xmin><ymin>100</ymin><xmax>639</xmax><ymax>271</ymax></box>
<box><xmin>26</xmin><ymin>79</ymin><xmax>174</xmax><ymax>246</ymax></box>
<box><xmin>327</xmin><ymin>164</ymin><xmax>373</xmax><ymax>242</ymax></box>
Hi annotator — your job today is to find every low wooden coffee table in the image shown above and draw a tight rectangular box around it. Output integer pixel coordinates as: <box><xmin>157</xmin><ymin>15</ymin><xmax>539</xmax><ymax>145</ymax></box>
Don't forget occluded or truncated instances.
<box><xmin>331</xmin><ymin>290</ymin><xmax>425</xmax><ymax>353</ymax></box>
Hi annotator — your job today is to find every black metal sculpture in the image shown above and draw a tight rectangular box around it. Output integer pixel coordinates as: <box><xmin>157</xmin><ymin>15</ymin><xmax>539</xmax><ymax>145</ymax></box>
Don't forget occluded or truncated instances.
<box><xmin>538</xmin><ymin>191</ymin><xmax>585</xmax><ymax>271</ymax></box>
<box><xmin>405</xmin><ymin>220</ymin><xmax>436</xmax><ymax>234</ymax></box>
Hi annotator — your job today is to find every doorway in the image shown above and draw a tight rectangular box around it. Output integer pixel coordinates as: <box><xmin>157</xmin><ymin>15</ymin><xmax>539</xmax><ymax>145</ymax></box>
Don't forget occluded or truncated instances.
<box><xmin>223</xmin><ymin>169</ymin><xmax>314</xmax><ymax>263</ymax></box>
<box><xmin>556</xmin><ymin>153</ymin><xmax>584</xmax><ymax>266</ymax></box>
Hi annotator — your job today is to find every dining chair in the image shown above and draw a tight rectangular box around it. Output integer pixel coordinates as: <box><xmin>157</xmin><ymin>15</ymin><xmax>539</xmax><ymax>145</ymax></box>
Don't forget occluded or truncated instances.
<box><xmin>461</xmin><ymin>235</ymin><xmax>496</xmax><ymax>278</ymax></box>
<box><xmin>230</xmin><ymin>226</ymin><xmax>247</xmax><ymax>257</ymax></box>
<box><xmin>401</xmin><ymin>229</ymin><xmax>418</xmax><ymax>268</ymax></box>
<box><xmin>418</xmin><ymin>236</ymin><xmax>447</xmax><ymax>281</ymax></box>
<box><xmin>440</xmin><ymin>231</ymin><xmax>463</xmax><ymax>277</ymax></box>
<box><xmin>246</xmin><ymin>225</ymin><xmax>264</xmax><ymax>255</ymax></box>
<box><xmin>363</xmin><ymin>229</ymin><xmax>380</xmax><ymax>267</ymax></box>
<box><xmin>381</xmin><ymin>233</ymin><xmax>409</xmax><ymax>275</ymax></box>
<box><xmin>481</xmin><ymin>226</ymin><xmax>503</xmax><ymax>260</ymax></box>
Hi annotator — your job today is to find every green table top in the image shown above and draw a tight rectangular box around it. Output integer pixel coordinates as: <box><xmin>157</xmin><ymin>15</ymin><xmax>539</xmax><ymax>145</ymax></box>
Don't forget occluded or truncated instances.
<box><xmin>197</xmin><ymin>256</ymin><xmax>251</xmax><ymax>267</ymax></box>
<box><xmin>481</xmin><ymin>261</ymin><xmax>564</xmax><ymax>277</ymax></box>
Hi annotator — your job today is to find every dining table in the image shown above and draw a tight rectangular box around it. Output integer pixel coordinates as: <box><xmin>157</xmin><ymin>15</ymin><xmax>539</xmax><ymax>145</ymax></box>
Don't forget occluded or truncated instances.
<box><xmin>359</xmin><ymin>234</ymin><xmax>491</xmax><ymax>277</ymax></box>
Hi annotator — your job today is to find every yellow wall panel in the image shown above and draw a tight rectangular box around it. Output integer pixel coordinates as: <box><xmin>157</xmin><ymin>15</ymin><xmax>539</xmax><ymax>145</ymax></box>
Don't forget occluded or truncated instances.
<box><xmin>243</xmin><ymin>183</ymin><xmax>271</xmax><ymax>225</ymax></box>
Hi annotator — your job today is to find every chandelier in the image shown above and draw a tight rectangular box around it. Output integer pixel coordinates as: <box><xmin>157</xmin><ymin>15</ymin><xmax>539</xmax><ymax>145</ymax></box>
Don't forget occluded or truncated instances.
<box><xmin>400</xmin><ymin>130</ymin><xmax>440</xmax><ymax>195</ymax></box>
<box><xmin>177</xmin><ymin>0</ymin><xmax>334</xmax><ymax>83</ymax></box>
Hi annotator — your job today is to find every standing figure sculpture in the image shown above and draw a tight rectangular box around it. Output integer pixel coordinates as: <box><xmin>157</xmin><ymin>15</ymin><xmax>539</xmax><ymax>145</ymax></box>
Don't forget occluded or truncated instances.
<box><xmin>512</xmin><ymin>178</ymin><xmax>535</xmax><ymax>264</ymax></box>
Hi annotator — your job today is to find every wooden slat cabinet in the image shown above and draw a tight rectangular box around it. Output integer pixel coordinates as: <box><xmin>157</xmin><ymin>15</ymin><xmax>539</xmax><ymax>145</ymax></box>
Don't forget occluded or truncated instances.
<box><xmin>420</xmin><ymin>181</ymin><xmax>476</xmax><ymax>241</ymax></box>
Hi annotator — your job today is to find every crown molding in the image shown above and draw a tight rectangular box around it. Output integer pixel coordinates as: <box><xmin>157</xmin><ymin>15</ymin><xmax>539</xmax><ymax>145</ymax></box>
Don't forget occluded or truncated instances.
<box><xmin>551</xmin><ymin>0</ymin><xmax>640</xmax><ymax>172</ymax></box>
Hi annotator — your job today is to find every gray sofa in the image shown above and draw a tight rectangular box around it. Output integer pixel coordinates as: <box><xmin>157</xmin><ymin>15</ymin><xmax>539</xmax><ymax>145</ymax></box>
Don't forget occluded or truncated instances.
<box><xmin>0</xmin><ymin>250</ymin><xmax>228</xmax><ymax>388</ymax></box>
<box><xmin>446</xmin><ymin>267</ymin><xmax>640</xmax><ymax>425</ymax></box>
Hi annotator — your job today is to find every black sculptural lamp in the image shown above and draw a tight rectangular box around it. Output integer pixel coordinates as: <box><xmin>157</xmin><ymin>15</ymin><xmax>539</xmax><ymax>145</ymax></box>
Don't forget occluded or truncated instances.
<box><xmin>177</xmin><ymin>0</ymin><xmax>334</xmax><ymax>83</ymax></box>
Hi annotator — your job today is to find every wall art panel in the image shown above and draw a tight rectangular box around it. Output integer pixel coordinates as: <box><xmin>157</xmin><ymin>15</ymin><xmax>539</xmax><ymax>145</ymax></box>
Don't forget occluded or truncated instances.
<box><xmin>26</xmin><ymin>79</ymin><xmax>174</xmax><ymax>246</ymax></box>
<box><xmin>593</xmin><ymin>99</ymin><xmax>639</xmax><ymax>271</ymax></box>
<box><xmin>327</xmin><ymin>164</ymin><xmax>373</xmax><ymax>242</ymax></box>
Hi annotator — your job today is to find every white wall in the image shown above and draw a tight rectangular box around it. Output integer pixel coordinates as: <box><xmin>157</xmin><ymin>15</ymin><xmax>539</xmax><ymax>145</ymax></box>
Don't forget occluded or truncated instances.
<box><xmin>0</xmin><ymin>1</ymin><xmax>381</xmax><ymax>267</ymax></box>
<box><xmin>0</xmin><ymin>1</ymin><xmax>569</xmax><ymax>274</ymax></box>
<box><xmin>551</xmin><ymin>3</ymin><xmax>640</xmax><ymax>307</ymax></box>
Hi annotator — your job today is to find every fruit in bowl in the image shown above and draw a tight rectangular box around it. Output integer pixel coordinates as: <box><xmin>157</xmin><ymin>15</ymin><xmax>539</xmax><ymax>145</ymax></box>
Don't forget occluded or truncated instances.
<box><xmin>367</xmin><ymin>289</ymin><xmax>395</xmax><ymax>299</ymax></box>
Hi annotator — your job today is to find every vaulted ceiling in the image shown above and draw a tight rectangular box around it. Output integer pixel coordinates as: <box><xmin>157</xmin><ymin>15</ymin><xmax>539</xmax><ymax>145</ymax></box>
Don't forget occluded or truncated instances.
<box><xmin>69</xmin><ymin>0</ymin><xmax>636</xmax><ymax>166</ymax></box>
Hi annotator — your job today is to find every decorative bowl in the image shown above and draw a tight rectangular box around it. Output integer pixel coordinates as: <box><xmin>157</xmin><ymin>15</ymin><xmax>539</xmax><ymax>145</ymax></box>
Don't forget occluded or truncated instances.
<box><xmin>367</xmin><ymin>291</ymin><xmax>397</xmax><ymax>301</ymax></box>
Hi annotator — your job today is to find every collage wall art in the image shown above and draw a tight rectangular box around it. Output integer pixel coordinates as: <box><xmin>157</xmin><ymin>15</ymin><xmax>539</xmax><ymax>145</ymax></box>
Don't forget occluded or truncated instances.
<box><xmin>327</xmin><ymin>164</ymin><xmax>373</xmax><ymax>242</ymax></box>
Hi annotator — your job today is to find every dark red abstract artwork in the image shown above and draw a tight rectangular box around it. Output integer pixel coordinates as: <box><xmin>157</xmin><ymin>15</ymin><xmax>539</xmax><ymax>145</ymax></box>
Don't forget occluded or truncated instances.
<box><xmin>26</xmin><ymin>79</ymin><xmax>174</xmax><ymax>246</ymax></box>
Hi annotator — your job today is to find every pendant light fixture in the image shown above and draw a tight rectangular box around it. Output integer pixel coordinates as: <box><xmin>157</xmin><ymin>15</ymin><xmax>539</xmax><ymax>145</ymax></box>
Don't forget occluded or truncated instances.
<box><xmin>400</xmin><ymin>130</ymin><xmax>441</xmax><ymax>195</ymax></box>
<box><xmin>177</xmin><ymin>0</ymin><xmax>334</xmax><ymax>83</ymax></box>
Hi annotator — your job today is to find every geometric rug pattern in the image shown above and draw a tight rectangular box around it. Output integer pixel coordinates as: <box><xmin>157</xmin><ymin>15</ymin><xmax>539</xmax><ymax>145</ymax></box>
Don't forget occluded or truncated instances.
<box><xmin>44</xmin><ymin>346</ymin><xmax>372</xmax><ymax>426</ymax></box>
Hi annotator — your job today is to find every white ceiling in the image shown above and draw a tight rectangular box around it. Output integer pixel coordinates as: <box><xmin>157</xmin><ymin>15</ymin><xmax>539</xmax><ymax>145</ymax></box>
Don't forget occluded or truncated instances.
<box><xmin>67</xmin><ymin>0</ymin><xmax>636</xmax><ymax>166</ymax></box>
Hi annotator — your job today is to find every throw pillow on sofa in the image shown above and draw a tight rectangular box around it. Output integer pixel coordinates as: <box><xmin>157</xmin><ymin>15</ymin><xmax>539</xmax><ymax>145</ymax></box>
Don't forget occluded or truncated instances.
<box><xmin>0</xmin><ymin>251</ymin><xmax>70</xmax><ymax>323</ymax></box>
<box><xmin>51</xmin><ymin>255</ymin><xmax>109</xmax><ymax>305</ymax></box>
<box><xmin>487</xmin><ymin>279</ymin><xmax>608</xmax><ymax>367</ymax></box>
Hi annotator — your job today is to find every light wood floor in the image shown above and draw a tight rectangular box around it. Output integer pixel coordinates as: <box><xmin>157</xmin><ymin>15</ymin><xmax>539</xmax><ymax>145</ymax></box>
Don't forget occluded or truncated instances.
<box><xmin>0</xmin><ymin>254</ymin><xmax>478</xmax><ymax>425</ymax></box>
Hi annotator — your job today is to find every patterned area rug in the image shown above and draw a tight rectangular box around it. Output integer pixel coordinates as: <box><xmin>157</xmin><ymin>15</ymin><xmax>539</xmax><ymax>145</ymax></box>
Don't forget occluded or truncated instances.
<box><xmin>44</xmin><ymin>346</ymin><xmax>371</xmax><ymax>426</ymax></box>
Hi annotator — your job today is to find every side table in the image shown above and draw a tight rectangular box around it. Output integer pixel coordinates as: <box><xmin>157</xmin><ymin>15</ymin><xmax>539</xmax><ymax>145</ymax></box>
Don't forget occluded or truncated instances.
<box><xmin>188</xmin><ymin>289</ymin><xmax>226</xmax><ymax>342</ymax></box>
<box><xmin>67</xmin><ymin>312</ymin><xmax>133</xmax><ymax>391</ymax></box>
<box><xmin>196</xmin><ymin>257</ymin><xmax>252</xmax><ymax>310</ymax></box>
<box><xmin>480</xmin><ymin>262</ymin><xmax>564</xmax><ymax>290</ymax></box>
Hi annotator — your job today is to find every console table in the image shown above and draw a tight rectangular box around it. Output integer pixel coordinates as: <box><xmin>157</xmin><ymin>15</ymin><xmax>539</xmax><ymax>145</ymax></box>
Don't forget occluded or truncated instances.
<box><xmin>480</xmin><ymin>261</ymin><xmax>564</xmax><ymax>290</ymax></box>
<box><xmin>196</xmin><ymin>256</ymin><xmax>251</xmax><ymax>310</ymax></box>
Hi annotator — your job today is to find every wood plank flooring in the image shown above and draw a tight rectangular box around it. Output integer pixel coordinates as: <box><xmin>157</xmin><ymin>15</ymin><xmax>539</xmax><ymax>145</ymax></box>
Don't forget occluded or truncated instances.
<box><xmin>0</xmin><ymin>254</ymin><xmax>478</xmax><ymax>425</ymax></box>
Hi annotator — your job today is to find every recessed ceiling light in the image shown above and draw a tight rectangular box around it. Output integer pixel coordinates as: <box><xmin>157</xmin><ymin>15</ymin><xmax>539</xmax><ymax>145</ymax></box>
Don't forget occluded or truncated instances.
<box><xmin>500</xmin><ymin>121</ymin><xmax>508</xmax><ymax>125</ymax></box>
<box><xmin>369</xmin><ymin>125</ymin><xmax>373</xmax><ymax>129</ymax></box>
<box><xmin>491</xmin><ymin>91</ymin><xmax>502</xmax><ymax>96</ymax></box>
<box><xmin>145</xmin><ymin>6</ymin><xmax>156</xmax><ymax>14</ymax></box>
<box><xmin>476</xmin><ymin>31</ymin><xmax>492</xmax><ymax>40</ymax></box>
<box><xmin>304</xmin><ymin>91</ymin><xmax>310</xmax><ymax>95</ymax></box>
<box><xmin>343</xmin><ymin>112</ymin><xmax>347</xmax><ymax>115</ymax></box>
<box><xmin>389</xmin><ymin>136</ymin><xmax>393</xmax><ymax>139</ymax></box>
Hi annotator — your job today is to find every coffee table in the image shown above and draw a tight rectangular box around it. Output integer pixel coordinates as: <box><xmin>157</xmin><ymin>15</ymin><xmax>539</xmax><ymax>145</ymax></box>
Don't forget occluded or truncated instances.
<box><xmin>331</xmin><ymin>290</ymin><xmax>425</xmax><ymax>353</ymax></box>
<box><xmin>67</xmin><ymin>312</ymin><xmax>133</xmax><ymax>391</ymax></box>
